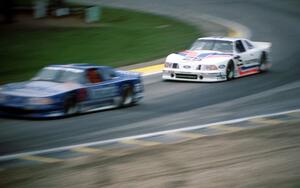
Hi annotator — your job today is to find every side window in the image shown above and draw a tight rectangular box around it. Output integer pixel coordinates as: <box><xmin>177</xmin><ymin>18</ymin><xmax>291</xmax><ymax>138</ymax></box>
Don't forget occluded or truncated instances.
<box><xmin>235</xmin><ymin>40</ymin><xmax>246</xmax><ymax>53</ymax></box>
<box><xmin>86</xmin><ymin>68</ymin><xmax>102</xmax><ymax>84</ymax></box>
<box><xmin>244</xmin><ymin>40</ymin><xmax>254</xmax><ymax>50</ymax></box>
<box><xmin>98</xmin><ymin>68</ymin><xmax>117</xmax><ymax>81</ymax></box>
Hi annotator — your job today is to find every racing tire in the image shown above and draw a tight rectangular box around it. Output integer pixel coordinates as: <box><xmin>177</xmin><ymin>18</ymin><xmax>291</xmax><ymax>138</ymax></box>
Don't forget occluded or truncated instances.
<box><xmin>63</xmin><ymin>97</ymin><xmax>78</xmax><ymax>116</ymax></box>
<box><xmin>259</xmin><ymin>52</ymin><xmax>268</xmax><ymax>72</ymax></box>
<box><xmin>226</xmin><ymin>61</ymin><xmax>235</xmax><ymax>81</ymax></box>
<box><xmin>120</xmin><ymin>84</ymin><xmax>134</xmax><ymax>107</ymax></box>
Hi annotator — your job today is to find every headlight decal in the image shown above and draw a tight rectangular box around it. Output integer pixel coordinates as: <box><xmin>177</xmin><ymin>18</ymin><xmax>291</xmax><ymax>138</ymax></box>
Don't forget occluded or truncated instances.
<box><xmin>165</xmin><ymin>62</ymin><xmax>179</xmax><ymax>69</ymax></box>
<box><xmin>27</xmin><ymin>97</ymin><xmax>54</xmax><ymax>105</ymax></box>
<box><xmin>203</xmin><ymin>65</ymin><xmax>218</xmax><ymax>71</ymax></box>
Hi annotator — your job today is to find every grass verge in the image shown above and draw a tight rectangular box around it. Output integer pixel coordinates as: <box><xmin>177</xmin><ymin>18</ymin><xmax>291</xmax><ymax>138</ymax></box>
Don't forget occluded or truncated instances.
<box><xmin>0</xmin><ymin>7</ymin><xmax>200</xmax><ymax>84</ymax></box>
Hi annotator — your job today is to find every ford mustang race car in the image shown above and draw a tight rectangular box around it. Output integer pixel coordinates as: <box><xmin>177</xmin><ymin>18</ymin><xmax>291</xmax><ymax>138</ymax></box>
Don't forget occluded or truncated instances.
<box><xmin>0</xmin><ymin>64</ymin><xmax>143</xmax><ymax>118</ymax></box>
<box><xmin>162</xmin><ymin>37</ymin><xmax>271</xmax><ymax>82</ymax></box>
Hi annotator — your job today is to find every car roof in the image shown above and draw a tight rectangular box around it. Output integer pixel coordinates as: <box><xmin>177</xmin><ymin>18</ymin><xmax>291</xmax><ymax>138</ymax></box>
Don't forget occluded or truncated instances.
<box><xmin>46</xmin><ymin>64</ymin><xmax>111</xmax><ymax>70</ymax></box>
<box><xmin>197</xmin><ymin>36</ymin><xmax>246</xmax><ymax>42</ymax></box>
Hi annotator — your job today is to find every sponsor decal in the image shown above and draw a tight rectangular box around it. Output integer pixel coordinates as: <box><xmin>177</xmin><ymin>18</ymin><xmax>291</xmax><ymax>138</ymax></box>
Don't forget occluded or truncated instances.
<box><xmin>240</xmin><ymin>64</ymin><xmax>259</xmax><ymax>71</ymax></box>
<box><xmin>77</xmin><ymin>88</ymin><xmax>87</xmax><ymax>101</ymax></box>
<box><xmin>238</xmin><ymin>66</ymin><xmax>259</xmax><ymax>76</ymax></box>
<box><xmin>244</xmin><ymin>59</ymin><xmax>259</xmax><ymax>65</ymax></box>
<box><xmin>90</xmin><ymin>85</ymin><xmax>118</xmax><ymax>99</ymax></box>
<box><xmin>178</xmin><ymin>50</ymin><xmax>198</xmax><ymax>58</ymax></box>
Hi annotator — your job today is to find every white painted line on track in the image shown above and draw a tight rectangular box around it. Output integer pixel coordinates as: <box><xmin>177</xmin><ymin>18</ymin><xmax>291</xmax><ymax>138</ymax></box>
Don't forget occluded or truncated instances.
<box><xmin>0</xmin><ymin>109</ymin><xmax>299</xmax><ymax>162</ymax></box>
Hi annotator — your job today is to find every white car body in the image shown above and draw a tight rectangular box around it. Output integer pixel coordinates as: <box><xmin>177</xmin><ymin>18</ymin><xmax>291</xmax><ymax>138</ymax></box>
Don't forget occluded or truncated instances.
<box><xmin>162</xmin><ymin>37</ymin><xmax>272</xmax><ymax>82</ymax></box>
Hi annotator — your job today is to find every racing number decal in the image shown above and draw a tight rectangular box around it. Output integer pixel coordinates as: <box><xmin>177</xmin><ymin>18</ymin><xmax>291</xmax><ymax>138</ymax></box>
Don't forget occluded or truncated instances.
<box><xmin>90</xmin><ymin>85</ymin><xmax>118</xmax><ymax>100</ymax></box>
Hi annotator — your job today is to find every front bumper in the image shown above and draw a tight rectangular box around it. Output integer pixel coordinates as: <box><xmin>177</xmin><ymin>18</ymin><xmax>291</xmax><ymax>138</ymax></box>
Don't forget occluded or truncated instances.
<box><xmin>162</xmin><ymin>69</ymin><xmax>227</xmax><ymax>82</ymax></box>
<box><xmin>0</xmin><ymin>105</ymin><xmax>64</xmax><ymax>118</ymax></box>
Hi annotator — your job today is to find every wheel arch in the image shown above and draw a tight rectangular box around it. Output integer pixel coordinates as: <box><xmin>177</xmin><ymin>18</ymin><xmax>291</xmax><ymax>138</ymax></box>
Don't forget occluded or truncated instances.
<box><xmin>226</xmin><ymin>59</ymin><xmax>235</xmax><ymax>80</ymax></box>
<box><xmin>261</xmin><ymin>51</ymin><xmax>267</xmax><ymax>59</ymax></box>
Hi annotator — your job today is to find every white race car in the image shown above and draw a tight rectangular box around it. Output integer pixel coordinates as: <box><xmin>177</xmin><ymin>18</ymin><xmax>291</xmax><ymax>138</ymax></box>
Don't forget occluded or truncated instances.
<box><xmin>162</xmin><ymin>37</ymin><xmax>271</xmax><ymax>82</ymax></box>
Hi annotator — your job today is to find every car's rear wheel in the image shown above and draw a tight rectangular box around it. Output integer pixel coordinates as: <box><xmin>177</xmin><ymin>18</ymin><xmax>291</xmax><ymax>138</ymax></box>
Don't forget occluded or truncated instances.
<box><xmin>226</xmin><ymin>61</ymin><xmax>235</xmax><ymax>81</ymax></box>
<box><xmin>64</xmin><ymin>97</ymin><xmax>78</xmax><ymax>116</ymax></box>
<box><xmin>259</xmin><ymin>52</ymin><xmax>268</xmax><ymax>72</ymax></box>
<box><xmin>120</xmin><ymin>84</ymin><xmax>134</xmax><ymax>107</ymax></box>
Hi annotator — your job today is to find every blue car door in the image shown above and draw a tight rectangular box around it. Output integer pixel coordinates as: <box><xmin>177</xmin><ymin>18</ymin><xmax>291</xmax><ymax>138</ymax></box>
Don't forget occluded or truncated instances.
<box><xmin>85</xmin><ymin>68</ymin><xmax>119</xmax><ymax>110</ymax></box>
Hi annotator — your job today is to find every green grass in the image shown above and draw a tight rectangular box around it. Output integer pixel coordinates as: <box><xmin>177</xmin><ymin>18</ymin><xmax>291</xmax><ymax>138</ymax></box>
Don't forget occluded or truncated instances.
<box><xmin>15</xmin><ymin>0</ymin><xmax>34</xmax><ymax>6</ymax></box>
<box><xmin>0</xmin><ymin>7</ymin><xmax>201</xmax><ymax>84</ymax></box>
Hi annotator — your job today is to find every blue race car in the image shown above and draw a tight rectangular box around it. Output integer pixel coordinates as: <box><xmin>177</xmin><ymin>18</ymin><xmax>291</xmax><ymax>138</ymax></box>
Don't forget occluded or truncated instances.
<box><xmin>0</xmin><ymin>64</ymin><xmax>144</xmax><ymax>118</ymax></box>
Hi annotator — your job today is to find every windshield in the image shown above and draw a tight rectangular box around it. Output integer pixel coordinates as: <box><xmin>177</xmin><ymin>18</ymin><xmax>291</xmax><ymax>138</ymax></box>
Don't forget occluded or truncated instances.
<box><xmin>32</xmin><ymin>67</ymin><xmax>84</xmax><ymax>83</ymax></box>
<box><xmin>190</xmin><ymin>40</ymin><xmax>233</xmax><ymax>53</ymax></box>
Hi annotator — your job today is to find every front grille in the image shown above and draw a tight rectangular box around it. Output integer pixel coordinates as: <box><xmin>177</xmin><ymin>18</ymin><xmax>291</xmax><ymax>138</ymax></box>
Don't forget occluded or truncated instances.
<box><xmin>175</xmin><ymin>74</ymin><xmax>198</xmax><ymax>79</ymax></box>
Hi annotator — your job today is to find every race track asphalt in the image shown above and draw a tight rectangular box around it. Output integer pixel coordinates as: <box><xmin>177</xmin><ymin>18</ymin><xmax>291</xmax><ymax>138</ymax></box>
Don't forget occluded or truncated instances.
<box><xmin>0</xmin><ymin>0</ymin><xmax>300</xmax><ymax>156</ymax></box>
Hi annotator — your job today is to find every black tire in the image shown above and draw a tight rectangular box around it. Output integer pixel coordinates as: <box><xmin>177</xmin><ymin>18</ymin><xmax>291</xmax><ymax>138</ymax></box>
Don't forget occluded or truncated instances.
<box><xmin>120</xmin><ymin>84</ymin><xmax>134</xmax><ymax>107</ymax></box>
<box><xmin>226</xmin><ymin>61</ymin><xmax>235</xmax><ymax>81</ymax></box>
<box><xmin>63</xmin><ymin>96</ymin><xmax>78</xmax><ymax>116</ymax></box>
<box><xmin>259</xmin><ymin>52</ymin><xmax>268</xmax><ymax>72</ymax></box>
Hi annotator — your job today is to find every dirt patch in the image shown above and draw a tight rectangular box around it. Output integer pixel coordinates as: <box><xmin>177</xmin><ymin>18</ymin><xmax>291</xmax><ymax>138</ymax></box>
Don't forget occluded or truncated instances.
<box><xmin>1</xmin><ymin>123</ymin><xmax>300</xmax><ymax>188</ymax></box>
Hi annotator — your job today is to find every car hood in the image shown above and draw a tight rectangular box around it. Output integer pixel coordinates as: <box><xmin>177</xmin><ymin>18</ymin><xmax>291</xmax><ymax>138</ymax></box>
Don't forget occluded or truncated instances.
<box><xmin>116</xmin><ymin>70</ymin><xmax>141</xmax><ymax>79</ymax></box>
<box><xmin>1</xmin><ymin>81</ymin><xmax>82</xmax><ymax>98</ymax></box>
<box><xmin>166</xmin><ymin>50</ymin><xmax>233</xmax><ymax>65</ymax></box>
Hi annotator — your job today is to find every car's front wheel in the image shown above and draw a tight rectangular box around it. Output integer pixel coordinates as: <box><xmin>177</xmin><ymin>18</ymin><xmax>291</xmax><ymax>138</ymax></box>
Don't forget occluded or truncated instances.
<box><xmin>63</xmin><ymin>97</ymin><xmax>78</xmax><ymax>116</ymax></box>
<box><xmin>259</xmin><ymin>52</ymin><xmax>268</xmax><ymax>72</ymax></box>
<box><xmin>226</xmin><ymin>61</ymin><xmax>235</xmax><ymax>81</ymax></box>
<box><xmin>120</xmin><ymin>84</ymin><xmax>134</xmax><ymax>107</ymax></box>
